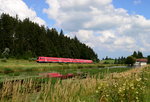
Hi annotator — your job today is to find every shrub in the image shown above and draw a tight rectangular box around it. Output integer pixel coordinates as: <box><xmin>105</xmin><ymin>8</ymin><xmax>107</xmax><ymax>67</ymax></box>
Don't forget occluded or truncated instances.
<box><xmin>28</xmin><ymin>58</ymin><xmax>37</xmax><ymax>62</ymax></box>
<box><xmin>1</xmin><ymin>58</ymin><xmax>7</xmax><ymax>62</ymax></box>
<box><xmin>125</xmin><ymin>56</ymin><xmax>136</xmax><ymax>66</ymax></box>
<box><xmin>3</xmin><ymin>68</ymin><xmax>14</xmax><ymax>74</ymax></box>
<box><xmin>104</xmin><ymin>62</ymin><xmax>110</xmax><ymax>64</ymax></box>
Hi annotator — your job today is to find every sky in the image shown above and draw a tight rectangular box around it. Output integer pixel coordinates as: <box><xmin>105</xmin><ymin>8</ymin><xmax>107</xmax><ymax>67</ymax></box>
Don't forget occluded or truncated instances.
<box><xmin>0</xmin><ymin>0</ymin><xmax>150</xmax><ymax>59</ymax></box>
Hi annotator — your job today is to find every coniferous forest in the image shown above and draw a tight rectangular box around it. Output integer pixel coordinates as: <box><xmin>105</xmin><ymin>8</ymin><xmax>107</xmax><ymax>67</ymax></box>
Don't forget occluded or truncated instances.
<box><xmin>0</xmin><ymin>14</ymin><xmax>98</xmax><ymax>61</ymax></box>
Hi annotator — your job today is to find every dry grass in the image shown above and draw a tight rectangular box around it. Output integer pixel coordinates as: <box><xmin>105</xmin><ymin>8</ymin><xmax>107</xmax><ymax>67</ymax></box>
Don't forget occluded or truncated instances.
<box><xmin>0</xmin><ymin>65</ymin><xmax>149</xmax><ymax>102</ymax></box>
<box><xmin>0</xmin><ymin>77</ymin><xmax>100</xmax><ymax>102</ymax></box>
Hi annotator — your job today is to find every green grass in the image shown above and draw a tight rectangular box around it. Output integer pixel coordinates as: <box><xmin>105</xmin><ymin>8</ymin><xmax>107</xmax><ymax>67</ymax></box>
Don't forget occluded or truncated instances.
<box><xmin>143</xmin><ymin>67</ymin><xmax>150</xmax><ymax>102</ymax></box>
<box><xmin>0</xmin><ymin>65</ymin><xmax>147</xmax><ymax>102</ymax></box>
<box><xmin>1</xmin><ymin>59</ymin><xmax>147</xmax><ymax>102</ymax></box>
<box><xmin>0</xmin><ymin>58</ymin><xmax>124</xmax><ymax>73</ymax></box>
<box><xmin>100</xmin><ymin>59</ymin><xmax>115</xmax><ymax>64</ymax></box>
<box><xmin>0</xmin><ymin>59</ymin><xmax>97</xmax><ymax>70</ymax></box>
<box><xmin>0</xmin><ymin>67</ymin><xmax>130</xmax><ymax>82</ymax></box>
<box><xmin>0</xmin><ymin>59</ymin><xmax>130</xmax><ymax>82</ymax></box>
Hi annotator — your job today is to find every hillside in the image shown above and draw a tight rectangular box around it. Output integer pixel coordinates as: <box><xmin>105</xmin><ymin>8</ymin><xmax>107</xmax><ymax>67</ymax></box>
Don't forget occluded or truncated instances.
<box><xmin>0</xmin><ymin>14</ymin><xmax>98</xmax><ymax>61</ymax></box>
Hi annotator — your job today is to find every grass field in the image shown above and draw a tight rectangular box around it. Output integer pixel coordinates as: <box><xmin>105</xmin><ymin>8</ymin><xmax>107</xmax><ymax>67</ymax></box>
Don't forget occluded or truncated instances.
<box><xmin>0</xmin><ymin>59</ymin><xmax>115</xmax><ymax>71</ymax></box>
<box><xmin>100</xmin><ymin>59</ymin><xmax>115</xmax><ymax>64</ymax></box>
<box><xmin>0</xmin><ymin>59</ymin><xmax>129</xmax><ymax>80</ymax></box>
<box><xmin>0</xmin><ymin>59</ymin><xmax>149</xmax><ymax>102</ymax></box>
<box><xmin>0</xmin><ymin>59</ymin><xmax>124</xmax><ymax>79</ymax></box>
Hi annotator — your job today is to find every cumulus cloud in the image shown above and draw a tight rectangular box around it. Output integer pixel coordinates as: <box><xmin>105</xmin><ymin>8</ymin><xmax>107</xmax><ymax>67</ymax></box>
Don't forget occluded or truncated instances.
<box><xmin>44</xmin><ymin>0</ymin><xmax>150</xmax><ymax>57</ymax></box>
<box><xmin>0</xmin><ymin>0</ymin><xmax>46</xmax><ymax>25</ymax></box>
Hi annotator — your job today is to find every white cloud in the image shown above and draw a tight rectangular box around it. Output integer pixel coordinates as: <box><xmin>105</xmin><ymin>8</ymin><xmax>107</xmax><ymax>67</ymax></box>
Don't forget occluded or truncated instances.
<box><xmin>114</xmin><ymin>37</ymin><xmax>135</xmax><ymax>46</ymax></box>
<box><xmin>0</xmin><ymin>0</ymin><xmax>46</xmax><ymax>25</ymax></box>
<box><xmin>77</xmin><ymin>30</ymin><xmax>93</xmax><ymax>41</ymax></box>
<box><xmin>44</xmin><ymin>0</ymin><xmax>150</xmax><ymax>57</ymax></box>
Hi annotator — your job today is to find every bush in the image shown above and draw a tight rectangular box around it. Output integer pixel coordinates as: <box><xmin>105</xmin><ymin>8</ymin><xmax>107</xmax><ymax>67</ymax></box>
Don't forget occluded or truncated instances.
<box><xmin>104</xmin><ymin>62</ymin><xmax>110</xmax><ymax>64</ymax></box>
<box><xmin>1</xmin><ymin>58</ymin><xmax>7</xmax><ymax>62</ymax></box>
<box><xmin>28</xmin><ymin>58</ymin><xmax>37</xmax><ymax>62</ymax></box>
<box><xmin>22</xmin><ymin>51</ymin><xmax>33</xmax><ymax>60</ymax></box>
<box><xmin>125</xmin><ymin>56</ymin><xmax>136</xmax><ymax>66</ymax></box>
<box><xmin>24</xmin><ymin>68</ymin><xmax>34</xmax><ymax>72</ymax></box>
<box><xmin>3</xmin><ymin>68</ymin><xmax>14</xmax><ymax>74</ymax></box>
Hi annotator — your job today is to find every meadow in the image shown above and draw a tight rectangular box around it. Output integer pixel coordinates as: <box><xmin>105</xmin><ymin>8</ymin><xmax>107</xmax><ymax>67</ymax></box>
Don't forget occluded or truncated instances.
<box><xmin>0</xmin><ymin>59</ymin><xmax>125</xmax><ymax>80</ymax></box>
<box><xmin>0</xmin><ymin>59</ymin><xmax>149</xmax><ymax>102</ymax></box>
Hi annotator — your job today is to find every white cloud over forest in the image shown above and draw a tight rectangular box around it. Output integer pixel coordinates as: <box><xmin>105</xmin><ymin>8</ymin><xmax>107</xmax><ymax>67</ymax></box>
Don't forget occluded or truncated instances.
<box><xmin>1</xmin><ymin>0</ymin><xmax>150</xmax><ymax>58</ymax></box>
<box><xmin>0</xmin><ymin>0</ymin><xmax>46</xmax><ymax>25</ymax></box>
<box><xmin>44</xmin><ymin>0</ymin><xmax>150</xmax><ymax>57</ymax></box>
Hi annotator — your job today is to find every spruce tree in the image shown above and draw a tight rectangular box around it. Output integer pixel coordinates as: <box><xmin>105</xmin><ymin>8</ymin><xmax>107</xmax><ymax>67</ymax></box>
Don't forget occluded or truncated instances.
<box><xmin>132</xmin><ymin>51</ymin><xmax>138</xmax><ymax>58</ymax></box>
<box><xmin>0</xmin><ymin>14</ymin><xmax>99</xmax><ymax>61</ymax></box>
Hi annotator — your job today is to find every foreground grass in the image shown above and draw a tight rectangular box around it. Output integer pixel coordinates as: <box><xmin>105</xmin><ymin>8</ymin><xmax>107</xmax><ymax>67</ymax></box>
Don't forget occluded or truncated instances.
<box><xmin>0</xmin><ymin>66</ymin><xmax>149</xmax><ymax>102</ymax></box>
<box><xmin>143</xmin><ymin>66</ymin><xmax>150</xmax><ymax>102</ymax></box>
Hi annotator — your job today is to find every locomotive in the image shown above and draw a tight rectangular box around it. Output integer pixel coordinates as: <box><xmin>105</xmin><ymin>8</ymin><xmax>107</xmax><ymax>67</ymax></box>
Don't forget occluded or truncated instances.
<box><xmin>37</xmin><ymin>56</ymin><xmax>93</xmax><ymax>63</ymax></box>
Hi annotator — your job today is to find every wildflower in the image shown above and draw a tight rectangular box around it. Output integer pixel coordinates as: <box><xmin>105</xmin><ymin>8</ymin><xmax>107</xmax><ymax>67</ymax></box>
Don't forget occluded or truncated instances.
<box><xmin>118</xmin><ymin>88</ymin><xmax>122</xmax><ymax>93</ymax></box>
<box><xmin>136</xmin><ymin>78</ymin><xmax>141</xmax><ymax>82</ymax></box>
<box><xmin>96</xmin><ymin>90</ymin><xmax>99</xmax><ymax>93</ymax></box>
<box><xmin>137</xmin><ymin>84</ymin><xmax>140</xmax><ymax>87</ymax></box>
<box><xmin>98</xmin><ymin>86</ymin><xmax>101</xmax><ymax>90</ymax></box>
<box><xmin>141</xmin><ymin>86</ymin><xmax>145</xmax><ymax>90</ymax></box>
<box><xmin>130</xmin><ymin>83</ymin><xmax>134</xmax><ymax>87</ymax></box>
<box><xmin>123</xmin><ymin>88</ymin><xmax>125</xmax><ymax>91</ymax></box>
<box><xmin>136</xmin><ymin>97</ymin><xmax>138</xmax><ymax>100</ymax></box>
<box><xmin>106</xmin><ymin>94</ymin><xmax>109</xmax><ymax>97</ymax></box>
<box><xmin>131</xmin><ymin>87</ymin><xmax>134</xmax><ymax>90</ymax></box>
<box><xmin>144</xmin><ymin>78</ymin><xmax>148</xmax><ymax>81</ymax></box>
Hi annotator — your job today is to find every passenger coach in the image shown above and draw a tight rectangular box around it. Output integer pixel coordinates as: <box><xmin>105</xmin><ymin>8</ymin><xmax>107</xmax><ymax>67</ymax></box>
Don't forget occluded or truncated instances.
<box><xmin>37</xmin><ymin>57</ymin><xmax>93</xmax><ymax>63</ymax></box>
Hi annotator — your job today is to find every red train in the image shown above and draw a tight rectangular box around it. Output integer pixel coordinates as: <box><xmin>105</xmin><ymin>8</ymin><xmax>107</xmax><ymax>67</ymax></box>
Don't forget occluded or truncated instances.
<box><xmin>37</xmin><ymin>56</ymin><xmax>93</xmax><ymax>63</ymax></box>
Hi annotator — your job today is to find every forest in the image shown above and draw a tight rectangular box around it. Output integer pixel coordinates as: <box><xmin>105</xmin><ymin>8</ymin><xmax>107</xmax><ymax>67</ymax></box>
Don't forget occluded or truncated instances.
<box><xmin>0</xmin><ymin>13</ymin><xmax>98</xmax><ymax>61</ymax></box>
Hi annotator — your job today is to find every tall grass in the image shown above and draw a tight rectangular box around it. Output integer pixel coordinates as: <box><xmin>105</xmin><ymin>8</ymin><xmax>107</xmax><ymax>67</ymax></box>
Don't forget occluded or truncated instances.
<box><xmin>0</xmin><ymin>66</ymin><xmax>149</xmax><ymax>102</ymax></box>
<box><xmin>142</xmin><ymin>66</ymin><xmax>150</xmax><ymax>102</ymax></box>
<box><xmin>0</xmin><ymin>77</ymin><xmax>100</xmax><ymax>102</ymax></box>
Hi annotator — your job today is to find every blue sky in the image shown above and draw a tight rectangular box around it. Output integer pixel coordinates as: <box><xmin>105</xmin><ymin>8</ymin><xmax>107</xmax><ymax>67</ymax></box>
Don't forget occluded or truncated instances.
<box><xmin>23</xmin><ymin>0</ymin><xmax>54</xmax><ymax>27</ymax></box>
<box><xmin>1</xmin><ymin>0</ymin><xmax>150</xmax><ymax>59</ymax></box>
<box><xmin>113</xmin><ymin>0</ymin><xmax>150</xmax><ymax>19</ymax></box>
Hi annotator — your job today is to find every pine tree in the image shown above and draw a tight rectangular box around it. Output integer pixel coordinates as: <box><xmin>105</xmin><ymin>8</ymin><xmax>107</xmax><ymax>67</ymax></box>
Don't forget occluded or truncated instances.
<box><xmin>137</xmin><ymin>51</ymin><xmax>143</xmax><ymax>58</ymax></box>
<box><xmin>132</xmin><ymin>51</ymin><xmax>138</xmax><ymax>58</ymax></box>
<box><xmin>0</xmin><ymin>14</ymin><xmax>99</xmax><ymax>61</ymax></box>
<box><xmin>147</xmin><ymin>55</ymin><xmax>150</xmax><ymax>64</ymax></box>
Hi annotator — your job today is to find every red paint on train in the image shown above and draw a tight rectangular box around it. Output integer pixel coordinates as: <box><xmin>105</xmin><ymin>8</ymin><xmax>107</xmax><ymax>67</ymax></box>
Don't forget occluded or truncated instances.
<box><xmin>37</xmin><ymin>57</ymin><xmax>93</xmax><ymax>63</ymax></box>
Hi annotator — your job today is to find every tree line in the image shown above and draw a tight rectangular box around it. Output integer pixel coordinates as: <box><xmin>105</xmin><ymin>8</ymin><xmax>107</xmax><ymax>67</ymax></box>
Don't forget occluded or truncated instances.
<box><xmin>114</xmin><ymin>51</ymin><xmax>145</xmax><ymax>64</ymax></box>
<box><xmin>103</xmin><ymin>51</ymin><xmax>150</xmax><ymax>65</ymax></box>
<box><xmin>132</xmin><ymin>51</ymin><xmax>143</xmax><ymax>58</ymax></box>
<box><xmin>0</xmin><ymin>13</ymin><xmax>99</xmax><ymax>61</ymax></box>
